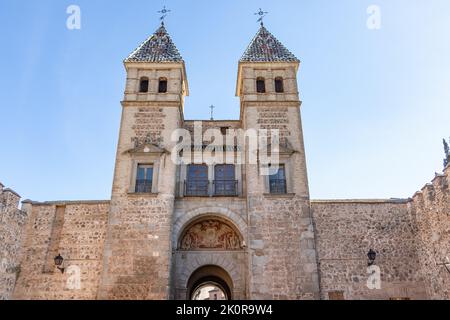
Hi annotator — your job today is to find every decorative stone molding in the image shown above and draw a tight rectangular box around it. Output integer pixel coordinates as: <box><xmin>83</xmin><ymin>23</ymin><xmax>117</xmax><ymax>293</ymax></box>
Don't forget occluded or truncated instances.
<box><xmin>179</xmin><ymin>219</ymin><xmax>242</xmax><ymax>251</ymax></box>
<box><xmin>173</xmin><ymin>207</ymin><xmax>247</xmax><ymax>245</ymax></box>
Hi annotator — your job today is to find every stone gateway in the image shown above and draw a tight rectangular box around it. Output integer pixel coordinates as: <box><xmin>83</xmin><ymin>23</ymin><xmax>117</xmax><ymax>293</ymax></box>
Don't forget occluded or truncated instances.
<box><xmin>0</xmin><ymin>20</ymin><xmax>449</xmax><ymax>300</ymax></box>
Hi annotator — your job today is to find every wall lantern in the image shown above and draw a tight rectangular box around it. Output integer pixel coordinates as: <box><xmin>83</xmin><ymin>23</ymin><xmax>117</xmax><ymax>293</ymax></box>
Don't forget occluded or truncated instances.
<box><xmin>54</xmin><ymin>254</ymin><xmax>65</xmax><ymax>274</ymax></box>
<box><xmin>367</xmin><ymin>249</ymin><xmax>377</xmax><ymax>266</ymax></box>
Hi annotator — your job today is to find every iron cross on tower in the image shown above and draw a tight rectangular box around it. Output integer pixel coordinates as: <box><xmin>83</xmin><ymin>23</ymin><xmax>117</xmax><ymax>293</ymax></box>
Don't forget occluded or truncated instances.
<box><xmin>158</xmin><ymin>6</ymin><xmax>171</xmax><ymax>25</ymax></box>
<box><xmin>255</xmin><ymin>8</ymin><xmax>268</xmax><ymax>25</ymax></box>
<box><xmin>209</xmin><ymin>105</ymin><xmax>215</xmax><ymax>121</ymax></box>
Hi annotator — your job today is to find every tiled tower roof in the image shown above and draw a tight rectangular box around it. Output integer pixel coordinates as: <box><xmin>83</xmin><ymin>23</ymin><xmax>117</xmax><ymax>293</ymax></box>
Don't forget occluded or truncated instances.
<box><xmin>125</xmin><ymin>23</ymin><xmax>183</xmax><ymax>63</ymax></box>
<box><xmin>240</xmin><ymin>25</ymin><xmax>299</xmax><ymax>63</ymax></box>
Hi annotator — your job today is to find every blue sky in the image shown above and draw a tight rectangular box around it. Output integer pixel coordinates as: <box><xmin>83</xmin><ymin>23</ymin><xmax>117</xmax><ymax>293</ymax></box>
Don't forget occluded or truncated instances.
<box><xmin>1</xmin><ymin>0</ymin><xmax>449</xmax><ymax>201</ymax></box>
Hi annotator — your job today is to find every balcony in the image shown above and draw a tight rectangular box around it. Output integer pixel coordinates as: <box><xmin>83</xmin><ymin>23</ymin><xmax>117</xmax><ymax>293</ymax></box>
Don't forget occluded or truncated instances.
<box><xmin>213</xmin><ymin>180</ymin><xmax>238</xmax><ymax>197</ymax></box>
<box><xmin>135</xmin><ymin>179</ymin><xmax>152</xmax><ymax>193</ymax></box>
<box><xmin>269</xmin><ymin>179</ymin><xmax>287</xmax><ymax>194</ymax></box>
<box><xmin>184</xmin><ymin>180</ymin><xmax>209</xmax><ymax>197</ymax></box>
<box><xmin>183</xmin><ymin>180</ymin><xmax>239</xmax><ymax>197</ymax></box>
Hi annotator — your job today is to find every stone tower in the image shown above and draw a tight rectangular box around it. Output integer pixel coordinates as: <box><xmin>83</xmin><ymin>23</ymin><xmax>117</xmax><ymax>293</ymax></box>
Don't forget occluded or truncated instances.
<box><xmin>236</xmin><ymin>24</ymin><xmax>320</xmax><ymax>299</ymax></box>
<box><xmin>97</xmin><ymin>23</ymin><xmax>188</xmax><ymax>299</ymax></box>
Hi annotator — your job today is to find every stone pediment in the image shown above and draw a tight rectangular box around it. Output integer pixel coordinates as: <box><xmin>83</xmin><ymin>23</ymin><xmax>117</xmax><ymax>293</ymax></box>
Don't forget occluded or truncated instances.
<box><xmin>260</xmin><ymin>141</ymin><xmax>297</xmax><ymax>155</ymax></box>
<box><xmin>125</xmin><ymin>143</ymin><xmax>169</xmax><ymax>155</ymax></box>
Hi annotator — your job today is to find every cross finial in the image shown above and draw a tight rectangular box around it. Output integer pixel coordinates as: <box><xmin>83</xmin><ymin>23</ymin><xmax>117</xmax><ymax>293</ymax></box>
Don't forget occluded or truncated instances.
<box><xmin>209</xmin><ymin>105</ymin><xmax>215</xmax><ymax>121</ymax></box>
<box><xmin>158</xmin><ymin>6</ymin><xmax>171</xmax><ymax>25</ymax></box>
<box><xmin>255</xmin><ymin>8</ymin><xmax>268</xmax><ymax>26</ymax></box>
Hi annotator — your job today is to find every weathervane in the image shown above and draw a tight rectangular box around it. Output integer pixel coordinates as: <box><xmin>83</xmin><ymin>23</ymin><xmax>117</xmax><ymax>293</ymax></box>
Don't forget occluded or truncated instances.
<box><xmin>255</xmin><ymin>8</ymin><xmax>268</xmax><ymax>25</ymax></box>
<box><xmin>209</xmin><ymin>105</ymin><xmax>215</xmax><ymax>121</ymax></box>
<box><xmin>158</xmin><ymin>6</ymin><xmax>171</xmax><ymax>25</ymax></box>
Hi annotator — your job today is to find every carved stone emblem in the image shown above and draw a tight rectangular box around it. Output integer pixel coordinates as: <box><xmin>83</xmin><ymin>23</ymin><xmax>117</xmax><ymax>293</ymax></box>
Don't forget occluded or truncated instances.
<box><xmin>180</xmin><ymin>220</ymin><xmax>241</xmax><ymax>251</ymax></box>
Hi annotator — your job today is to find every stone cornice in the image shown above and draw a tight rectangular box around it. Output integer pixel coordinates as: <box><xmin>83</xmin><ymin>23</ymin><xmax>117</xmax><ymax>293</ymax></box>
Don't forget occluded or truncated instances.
<box><xmin>121</xmin><ymin>100</ymin><xmax>181</xmax><ymax>108</ymax></box>
<box><xmin>311</xmin><ymin>199</ymin><xmax>411</xmax><ymax>204</ymax></box>
<box><xmin>29</xmin><ymin>200</ymin><xmax>110</xmax><ymax>206</ymax></box>
<box><xmin>240</xmin><ymin>99</ymin><xmax>301</xmax><ymax>107</ymax></box>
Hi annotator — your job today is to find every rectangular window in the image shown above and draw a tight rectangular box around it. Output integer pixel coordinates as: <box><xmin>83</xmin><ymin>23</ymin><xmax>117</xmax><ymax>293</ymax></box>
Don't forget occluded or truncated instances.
<box><xmin>269</xmin><ymin>164</ymin><xmax>287</xmax><ymax>194</ymax></box>
<box><xmin>158</xmin><ymin>79</ymin><xmax>168</xmax><ymax>93</ymax></box>
<box><xmin>214</xmin><ymin>164</ymin><xmax>237</xmax><ymax>196</ymax></box>
<box><xmin>275</xmin><ymin>78</ymin><xmax>284</xmax><ymax>93</ymax></box>
<box><xmin>185</xmin><ymin>164</ymin><xmax>209</xmax><ymax>196</ymax></box>
<box><xmin>256</xmin><ymin>78</ymin><xmax>266</xmax><ymax>93</ymax></box>
<box><xmin>139</xmin><ymin>78</ymin><xmax>149</xmax><ymax>93</ymax></box>
<box><xmin>135</xmin><ymin>164</ymin><xmax>153</xmax><ymax>193</ymax></box>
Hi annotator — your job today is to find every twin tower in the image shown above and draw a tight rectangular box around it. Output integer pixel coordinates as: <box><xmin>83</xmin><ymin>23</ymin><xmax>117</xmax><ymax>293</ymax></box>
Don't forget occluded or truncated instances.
<box><xmin>98</xmin><ymin>21</ymin><xmax>319</xmax><ymax>300</ymax></box>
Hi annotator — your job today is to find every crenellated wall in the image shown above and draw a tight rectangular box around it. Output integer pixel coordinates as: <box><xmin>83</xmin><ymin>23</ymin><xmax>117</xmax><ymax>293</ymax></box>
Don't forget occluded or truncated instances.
<box><xmin>0</xmin><ymin>183</ymin><xmax>29</xmax><ymax>300</ymax></box>
<box><xmin>410</xmin><ymin>164</ymin><xmax>450</xmax><ymax>300</ymax></box>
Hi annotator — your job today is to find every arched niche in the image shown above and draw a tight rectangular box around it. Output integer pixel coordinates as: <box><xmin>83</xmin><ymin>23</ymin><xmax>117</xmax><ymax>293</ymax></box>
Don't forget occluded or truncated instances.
<box><xmin>178</xmin><ymin>217</ymin><xmax>244</xmax><ymax>251</ymax></box>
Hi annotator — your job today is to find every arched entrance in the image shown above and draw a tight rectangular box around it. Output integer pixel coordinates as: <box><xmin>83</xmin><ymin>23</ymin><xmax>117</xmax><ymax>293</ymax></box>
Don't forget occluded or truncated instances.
<box><xmin>172</xmin><ymin>215</ymin><xmax>247</xmax><ymax>300</ymax></box>
<box><xmin>187</xmin><ymin>265</ymin><xmax>233</xmax><ymax>300</ymax></box>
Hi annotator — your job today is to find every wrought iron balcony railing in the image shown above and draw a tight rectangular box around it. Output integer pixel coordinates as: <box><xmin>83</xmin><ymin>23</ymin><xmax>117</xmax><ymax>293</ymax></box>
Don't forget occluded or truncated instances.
<box><xmin>213</xmin><ymin>180</ymin><xmax>238</xmax><ymax>197</ymax></box>
<box><xmin>184</xmin><ymin>180</ymin><xmax>210</xmax><ymax>197</ymax></box>
<box><xmin>269</xmin><ymin>179</ymin><xmax>287</xmax><ymax>194</ymax></box>
<box><xmin>135</xmin><ymin>179</ymin><xmax>153</xmax><ymax>193</ymax></box>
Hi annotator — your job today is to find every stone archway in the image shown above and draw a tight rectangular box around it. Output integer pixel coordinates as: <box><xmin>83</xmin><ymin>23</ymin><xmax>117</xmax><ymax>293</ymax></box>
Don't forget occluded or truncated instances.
<box><xmin>172</xmin><ymin>214</ymin><xmax>247</xmax><ymax>300</ymax></box>
<box><xmin>187</xmin><ymin>265</ymin><xmax>233</xmax><ymax>300</ymax></box>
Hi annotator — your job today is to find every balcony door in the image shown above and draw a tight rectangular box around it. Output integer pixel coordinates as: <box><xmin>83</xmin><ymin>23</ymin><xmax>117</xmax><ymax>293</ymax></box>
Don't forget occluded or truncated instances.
<box><xmin>214</xmin><ymin>165</ymin><xmax>236</xmax><ymax>196</ymax></box>
<box><xmin>186</xmin><ymin>164</ymin><xmax>209</xmax><ymax>196</ymax></box>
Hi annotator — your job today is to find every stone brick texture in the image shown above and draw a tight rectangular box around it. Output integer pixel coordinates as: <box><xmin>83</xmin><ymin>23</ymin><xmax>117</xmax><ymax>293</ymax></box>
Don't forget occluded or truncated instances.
<box><xmin>0</xmin><ymin>185</ymin><xmax>28</xmax><ymax>300</ymax></box>
<box><xmin>410</xmin><ymin>166</ymin><xmax>450</xmax><ymax>299</ymax></box>
<box><xmin>312</xmin><ymin>200</ymin><xmax>427</xmax><ymax>300</ymax></box>
<box><xmin>12</xmin><ymin>201</ymin><xmax>109</xmax><ymax>300</ymax></box>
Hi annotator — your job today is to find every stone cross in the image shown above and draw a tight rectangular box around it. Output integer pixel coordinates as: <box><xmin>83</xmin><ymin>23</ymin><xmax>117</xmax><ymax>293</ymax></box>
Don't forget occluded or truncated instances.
<box><xmin>210</xmin><ymin>105</ymin><xmax>215</xmax><ymax>121</ymax></box>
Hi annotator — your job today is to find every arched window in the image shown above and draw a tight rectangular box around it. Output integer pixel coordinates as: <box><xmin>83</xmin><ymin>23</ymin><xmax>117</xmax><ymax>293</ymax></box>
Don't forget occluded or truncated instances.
<box><xmin>275</xmin><ymin>77</ymin><xmax>284</xmax><ymax>93</ymax></box>
<box><xmin>256</xmin><ymin>77</ymin><xmax>266</xmax><ymax>93</ymax></box>
<box><xmin>158</xmin><ymin>78</ymin><xmax>168</xmax><ymax>93</ymax></box>
<box><xmin>139</xmin><ymin>77</ymin><xmax>149</xmax><ymax>93</ymax></box>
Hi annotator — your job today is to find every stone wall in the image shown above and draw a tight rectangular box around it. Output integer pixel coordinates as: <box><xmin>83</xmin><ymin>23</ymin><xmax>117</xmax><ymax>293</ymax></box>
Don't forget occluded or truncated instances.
<box><xmin>0</xmin><ymin>183</ymin><xmax>28</xmax><ymax>300</ymax></box>
<box><xmin>248</xmin><ymin>195</ymin><xmax>320</xmax><ymax>300</ymax></box>
<box><xmin>411</xmin><ymin>165</ymin><xmax>450</xmax><ymax>300</ymax></box>
<box><xmin>312</xmin><ymin>200</ymin><xmax>427</xmax><ymax>300</ymax></box>
<box><xmin>12</xmin><ymin>201</ymin><xmax>109</xmax><ymax>300</ymax></box>
<box><xmin>98</xmin><ymin>194</ymin><xmax>176</xmax><ymax>300</ymax></box>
